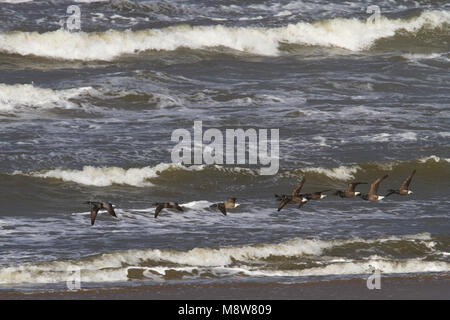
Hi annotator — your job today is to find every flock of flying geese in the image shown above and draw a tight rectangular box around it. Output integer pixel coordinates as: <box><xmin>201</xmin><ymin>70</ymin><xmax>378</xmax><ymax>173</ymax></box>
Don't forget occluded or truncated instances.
<box><xmin>85</xmin><ymin>170</ymin><xmax>416</xmax><ymax>226</ymax></box>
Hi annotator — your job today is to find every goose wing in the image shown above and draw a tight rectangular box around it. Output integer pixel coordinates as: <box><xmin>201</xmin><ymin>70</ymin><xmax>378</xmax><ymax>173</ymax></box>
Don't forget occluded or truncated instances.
<box><xmin>346</xmin><ymin>182</ymin><xmax>367</xmax><ymax>192</ymax></box>
<box><xmin>291</xmin><ymin>177</ymin><xmax>306</xmax><ymax>197</ymax></box>
<box><xmin>217</xmin><ymin>203</ymin><xmax>227</xmax><ymax>216</ymax></box>
<box><xmin>90</xmin><ymin>206</ymin><xmax>100</xmax><ymax>226</ymax></box>
<box><xmin>369</xmin><ymin>175</ymin><xmax>388</xmax><ymax>196</ymax></box>
<box><xmin>104</xmin><ymin>203</ymin><xmax>117</xmax><ymax>218</ymax></box>
<box><xmin>154</xmin><ymin>204</ymin><xmax>164</xmax><ymax>218</ymax></box>
<box><xmin>400</xmin><ymin>170</ymin><xmax>416</xmax><ymax>191</ymax></box>
<box><xmin>278</xmin><ymin>197</ymin><xmax>290</xmax><ymax>212</ymax></box>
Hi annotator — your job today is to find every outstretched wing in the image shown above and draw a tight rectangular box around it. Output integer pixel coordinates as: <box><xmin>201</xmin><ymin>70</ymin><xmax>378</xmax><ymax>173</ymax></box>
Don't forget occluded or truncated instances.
<box><xmin>278</xmin><ymin>198</ymin><xmax>290</xmax><ymax>212</ymax></box>
<box><xmin>346</xmin><ymin>182</ymin><xmax>367</xmax><ymax>192</ymax></box>
<box><xmin>154</xmin><ymin>204</ymin><xmax>164</xmax><ymax>218</ymax></box>
<box><xmin>400</xmin><ymin>170</ymin><xmax>416</xmax><ymax>191</ymax></box>
<box><xmin>104</xmin><ymin>203</ymin><xmax>117</xmax><ymax>218</ymax></box>
<box><xmin>369</xmin><ymin>175</ymin><xmax>388</xmax><ymax>196</ymax></box>
<box><xmin>90</xmin><ymin>206</ymin><xmax>100</xmax><ymax>226</ymax></box>
<box><xmin>291</xmin><ymin>177</ymin><xmax>306</xmax><ymax>197</ymax></box>
<box><xmin>217</xmin><ymin>203</ymin><xmax>227</xmax><ymax>216</ymax></box>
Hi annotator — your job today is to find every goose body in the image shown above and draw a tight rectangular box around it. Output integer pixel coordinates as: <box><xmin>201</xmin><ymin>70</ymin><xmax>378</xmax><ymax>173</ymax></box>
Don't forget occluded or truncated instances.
<box><xmin>154</xmin><ymin>202</ymin><xmax>184</xmax><ymax>218</ymax></box>
<box><xmin>86</xmin><ymin>201</ymin><xmax>117</xmax><ymax>226</ymax></box>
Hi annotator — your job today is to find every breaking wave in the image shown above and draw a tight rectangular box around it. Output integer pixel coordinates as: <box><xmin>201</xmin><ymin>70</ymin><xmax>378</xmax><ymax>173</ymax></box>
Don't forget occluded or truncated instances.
<box><xmin>0</xmin><ymin>83</ymin><xmax>96</xmax><ymax>113</ymax></box>
<box><xmin>13</xmin><ymin>163</ymin><xmax>209</xmax><ymax>187</ymax></box>
<box><xmin>0</xmin><ymin>233</ymin><xmax>448</xmax><ymax>285</ymax></box>
<box><xmin>11</xmin><ymin>155</ymin><xmax>450</xmax><ymax>186</ymax></box>
<box><xmin>0</xmin><ymin>10</ymin><xmax>448</xmax><ymax>60</ymax></box>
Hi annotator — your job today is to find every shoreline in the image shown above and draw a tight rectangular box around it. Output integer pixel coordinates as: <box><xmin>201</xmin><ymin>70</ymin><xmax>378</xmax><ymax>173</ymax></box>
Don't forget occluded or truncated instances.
<box><xmin>2</xmin><ymin>274</ymin><xmax>449</xmax><ymax>300</ymax></box>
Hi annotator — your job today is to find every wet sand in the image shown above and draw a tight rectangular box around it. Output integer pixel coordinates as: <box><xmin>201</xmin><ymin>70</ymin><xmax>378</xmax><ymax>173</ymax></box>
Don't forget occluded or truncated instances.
<box><xmin>2</xmin><ymin>275</ymin><xmax>449</xmax><ymax>300</ymax></box>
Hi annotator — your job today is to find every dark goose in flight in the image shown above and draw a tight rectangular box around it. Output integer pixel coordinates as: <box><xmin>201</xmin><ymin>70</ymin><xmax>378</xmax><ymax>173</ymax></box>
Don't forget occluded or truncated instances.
<box><xmin>359</xmin><ymin>175</ymin><xmax>388</xmax><ymax>201</ymax></box>
<box><xmin>275</xmin><ymin>177</ymin><xmax>308</xmax><ymax>211</ymax></box>
<box><xmin>210</xmin><ymin>197</ymin><xmax>239</xmax><ymax>216</ymax></box>
<box><xmin>296</xmin><ymin>190</ymin><xmax>331</xmax><ymax>208</ymax></box>
<box><xmin>385</xmin><ymin>170</ymin><xmax>416</xmax><ymax>197</ymax></box>
<box><xmin>334</xmin><ymin>182</ymin><xmax>367</xmax><ymax>198</ymax></box>
<box><xmin>154</xmin><ymin>202</ymin><xmax>184</xmax><ymax>218</ymax></box>
<box><xmin>86</xmin><ymin>201</ymin><xmax>117</xmax><ymax>226</ymax></box>
<box><xmin>300</xmin><ymin>190</ymin><xmax>331</xmax><ymax>200</ymax></box>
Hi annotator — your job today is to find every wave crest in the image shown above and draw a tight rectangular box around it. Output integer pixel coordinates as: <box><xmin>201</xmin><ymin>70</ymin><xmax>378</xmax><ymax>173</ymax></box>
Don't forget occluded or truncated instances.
<box><xmin>0</xmin><ymin>10</ymin><xmax>448</xmax><ymax>60</ymax></box>
<box><xmin>0</xmin><ymin>84</ymin><xmax>95</xmax><ymax>112</ymax></box>
<box><xmin>11</xmin><ymin>155</ymin><xmax>450</xmax><ymax>186</ymax></box>
<box><xmin>13</xmin><ymin>164</ymin><xmax>180</xmax><ymax>187</ymax></box>
<box><xmin>1</xmin><ymin>233</ymin><xmax>447</xmax><ymax>285</ymax></box>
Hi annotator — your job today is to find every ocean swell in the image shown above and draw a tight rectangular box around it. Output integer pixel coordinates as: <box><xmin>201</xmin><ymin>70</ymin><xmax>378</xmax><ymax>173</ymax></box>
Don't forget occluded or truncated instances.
<box><xmin>10</xmin><ymin>155</ymin><xmax>450</xmax><ymax>187</ymax></box>
<box><xmin>0</xmin><ymin>10</ymin><xmax>447</xmax><ymax>60</ymax></box>
<box><xmin>0</xmin><ymin>234</ymin><xmax>447</xmax><ymax>285</ymax></box>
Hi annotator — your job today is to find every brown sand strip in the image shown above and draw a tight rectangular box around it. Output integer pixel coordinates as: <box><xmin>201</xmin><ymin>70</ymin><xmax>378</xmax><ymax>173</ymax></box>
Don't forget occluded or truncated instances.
<box><xmin>1</xmin><ymin>274</ymin><xmax>449</xmax><ymax>300</ymax></box>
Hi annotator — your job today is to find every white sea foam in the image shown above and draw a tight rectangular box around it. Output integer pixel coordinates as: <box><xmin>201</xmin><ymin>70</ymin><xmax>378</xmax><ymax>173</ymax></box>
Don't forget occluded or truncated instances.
<box><xmin>14</xmin><ymin>164</ymin><xmax>180</xmax><ymax>187</ymax></box>
<box><xmin>0</xmin><ymin>83</ymin><xmax>94</xmax><ymax>112</ymax></box>
<box><xmin>363</xmin><ymin>132</ymin><xmax>418</xmax><ymax>143</ymax></box>
<box><xmin>0</xmin><ymin>10</ymin><xmax>447</xmax><ymax>60</ymax></box>
<box><xmin>366</xmin><ymin>155</ymin><xmax>450</xmax><ymax>171</ymax></box>
<box><xmin>0</xmin><ymin>238</ymin><xmax>333</xmax><ymax>284</ymax></box>
<box><xmin>14</xmin><ymin>163</ymin><xmax>260</xmax><ymax>187</ymax></box>
<box><xmin>180</xmin><ymin>200</ymin><xmax>214</xmax><ymax>210</ymax></box>
<box><xmin>74</xmin><ymin>0</ymin><xmax>108</xmax><ymax>3</ymax></box>
<box><xmin>274</xmin><ymin>10</ymin><xmax>292</xmax><ymax>17</ymax></box>
<box><xmin>302</xmin><ymin>165</ymin><xmax>361</xmax><ymax>180</ymax></box>
<box><xmin>4</xmin><ymin>257</ymin><xmax>447</xmax><ymax>284</ymax></box>
<box><xmin>12</xmin><ymin>154</ymin><xmax>449</xmax><ymax>187</ymax></box>
<box><xmin>231</xmin><ymin>259</ymin><xmax>450</xmax><ymax>277</ymax></box>
<box><xmin>312</xmin><ymin>136</ymin><xmax>330</xmax><ymax>147</ymax></box>
<box><xmin>397</xmin><ymin>132</ymin><xmax>418</xmax><ymax>141</ymax></box>
<box><xmin>401</xmin><ymin>53</ymin><xmax>446</xmax><ymax>60</ymax></box>
<box><xmin>0</xmin><ymin>0</ymin><xmax>33</xmax><ymax>3</ymax></box>
<box><xmin>418</xmin><ymin>155</ymin><xmax>450</xmax><ymax>163</ymax></box>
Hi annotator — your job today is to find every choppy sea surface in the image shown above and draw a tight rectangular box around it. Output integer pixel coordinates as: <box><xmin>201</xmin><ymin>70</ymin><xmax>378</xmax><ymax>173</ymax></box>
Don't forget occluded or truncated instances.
<box><xmin>0</xmin><ymin>0</ymin><xmax>449</xmax><ymax>292</ymax></box>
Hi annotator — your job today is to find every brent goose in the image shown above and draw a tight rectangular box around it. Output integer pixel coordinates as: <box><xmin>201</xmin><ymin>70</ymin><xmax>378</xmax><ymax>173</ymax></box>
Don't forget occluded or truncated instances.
<box><xmin>210</xmin><ymin>197</ymin><xmax>239</xmax><ymax>216</ymax></box>
<box><xmin>154</xmin><ymin>202</ymin><xmax>184</xmax><ymax>218</ymax></box>
<box><xmin>295</xmin><ymin>190</ymin><xmax>331</xmax><ymax>208</ymax></box>
<box><xmin>359</xmin><ymin>175</ymin><xmax>388</xmax><ymax>201</ymax></box>
<box><xmin>300</xmin><ymin>190</ymin><xmax>331</xmax><ymax>201</ymax></box>
<box><xmin>334</xmin><ymin>182</ymin><xmax>367</xmax><ymax>198</ymax></box>
<box><xmin>275</xmin><ymin>177</ymin><xmax>308</xmax><ymax>211</ymax></box>
<box><xmin>85</xmin><ymin>201</ymin><xmax>117</xmax><ymax>226</ymax></box>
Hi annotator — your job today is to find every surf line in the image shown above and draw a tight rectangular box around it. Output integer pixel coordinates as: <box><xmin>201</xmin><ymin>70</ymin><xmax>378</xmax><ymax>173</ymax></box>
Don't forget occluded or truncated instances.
<box><xmin>171</xmin><ymin>121</ymin><xmax>279</xmax><ymax>175</ymax></box>
<box><xmin>178</xmin><ymin>304</ymin><xmax>213</xmax><ymax>317</ymax></box>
